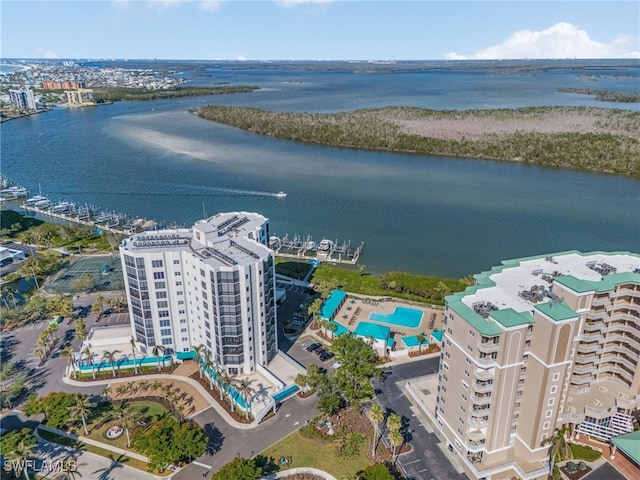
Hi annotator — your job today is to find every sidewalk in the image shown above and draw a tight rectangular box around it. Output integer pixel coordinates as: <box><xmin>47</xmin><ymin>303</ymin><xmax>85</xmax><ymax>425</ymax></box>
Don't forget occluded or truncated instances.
<box><xmin>63</xmin><ymin>372</ymin><xmax>258</xmax><ymax>430</ymax></box>
<box><xmin>36</xmin><ymin>424</ymin><xmax>150</xmax><ymax>462</ymax></box>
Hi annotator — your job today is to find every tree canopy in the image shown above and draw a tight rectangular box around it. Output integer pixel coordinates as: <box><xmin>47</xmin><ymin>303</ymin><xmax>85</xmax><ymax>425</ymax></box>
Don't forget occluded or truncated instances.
<box><xmin>132</xmin><ymin>416</ymin><xmax>206</xmax><ymax>469</ymax></box>
<box><xmin>331</xmin><ymin>334</ymin><xmax>380</xmax><ymax>405</ymax></box>
<box><xmin>212</xmin><ymin>455</ymin><xmax>278</xmax><ymax>480</ymax></box>
<box><xmin>0</xmin><ymin>428</ymin><xmax>37</xmax><ymax>456</ymax></box>
<box><xmin>22</xmin><ymin>392</ymin><xmax>85</xmax><ymax>429</ymax></box>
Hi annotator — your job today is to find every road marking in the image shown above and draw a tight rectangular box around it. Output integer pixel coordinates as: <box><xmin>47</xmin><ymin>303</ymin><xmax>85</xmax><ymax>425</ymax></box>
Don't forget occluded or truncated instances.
<box><xmin>404</xmin><ymin>459</ymin><xmax>421</xmax><ymax>465</ymax></box>
<box><xmin>285</xmin><ymin>414</ymin><xmax>291</xmax><ymax>418</ymax></box>
<box><xmin>192</xmin><ymin>461</ymin><xmax>211</xmax><ymax>469</ymax></box>
<box><xmin>293</xmin><ymin>421</ymin><xmax>299</xmax><ymax>426</ymax></box>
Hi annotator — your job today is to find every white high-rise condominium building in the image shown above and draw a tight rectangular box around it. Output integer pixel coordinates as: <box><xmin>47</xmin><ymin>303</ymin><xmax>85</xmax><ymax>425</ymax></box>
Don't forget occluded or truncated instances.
<box><xmin>119</xmin><ymin>212</ymin><xmax>277</xmax><ymax>375</ymax></box>
<box><xmin>434</xmin><ymin>251</ymin><xmax>640</xmax><ymax>480</ymax></box>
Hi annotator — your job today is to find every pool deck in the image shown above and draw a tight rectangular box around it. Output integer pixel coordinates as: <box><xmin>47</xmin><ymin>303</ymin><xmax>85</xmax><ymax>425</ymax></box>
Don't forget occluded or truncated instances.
<box><xmin>330</xmin><ymin>295</ymin><xmax>445</xmax><ymax>352</ymax></box>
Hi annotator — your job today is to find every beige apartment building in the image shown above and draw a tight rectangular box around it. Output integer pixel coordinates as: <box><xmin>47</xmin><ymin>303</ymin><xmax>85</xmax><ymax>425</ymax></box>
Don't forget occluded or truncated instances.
<box><xmin>434</xmin><ymin>251</ymin><xmax>639</xmax><ymax>480</ymax></box>
<box><xmin>64</xmin><ymin>88</ymin><xmax>94</xmax><ymax>106</ymax></box>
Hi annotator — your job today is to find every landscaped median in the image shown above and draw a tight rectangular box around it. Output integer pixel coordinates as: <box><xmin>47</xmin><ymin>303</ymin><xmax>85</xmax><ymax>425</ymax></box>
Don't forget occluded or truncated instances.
<box><xmin>21</xmin><ymin>390</ymin><xmax>207</xmax><ymax>474</ymax></box>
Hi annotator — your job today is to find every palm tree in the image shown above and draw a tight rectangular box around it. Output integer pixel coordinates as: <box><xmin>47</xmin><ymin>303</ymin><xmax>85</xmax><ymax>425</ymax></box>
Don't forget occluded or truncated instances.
<box><xmin>388</xmin><ymin>429</ymin><xmax>404</xmax><ymax>465</ymax></box>
<box><xmin>416</xmin><ymin>333</ymin><xmax>427</xmax><ymax>354</ymax></box>
<box><xmin>101</xmin><ymin>386</ymin><xmax>112</xmax><ymax>398</ymax></box>
<box><xmin>7</xmin><ymin>443</ymin><xmax>37</xmax><ymax>480</ymax></box>
<box><xmin>541</xmin><ymin>427</ymin><xmax>572</xmax><ymax>476</ymax></box>
<box><xmin>52</xmin><ymin>455</ymin><xmax>85</xmax><ymax>480</ymax></box>
<box><xmin>151</xmin><ymin>344</ymin><xmax>165</xmax><ymax>371</ymax></box>
<box><xmin>33</xmin><ymin>347</ymin><xmax>45</xmax><ymax>363</ymax></box>
<box><xmin>138</xmin><ymin>380</ymin><xmax>149</xmax><ymax>394</ymax></box>
<box><xmin>83</xmin><ymin>347</ymin><xmax>96</xmax><ymax>380</ymax></box>
<box><xmin>235</xmin><ymin>377</ymin><xmax>256</xmax><ymax>420</ymax></box>
<box><xmin>369</xmin><ymin>404</ymin><xmax>384</xmax><ymax>457</ymax></box>
<box><xmin>70</xmin><ymin>395</ymin><xmax>92</xmax><ymax>436</ymax></box>
<box><xmin>115</xmin><ymin>384</ymin><xmax>127</xmax><ymax>398</ymax></box>
<box><xmin>102</xmin><ymin>349</ymin><xmax>121</xmax><ymax>378</ymax></box>
<box><xmin>326</xmin><ymin>321</ymin><xmax>338</xmax><ymax>340</ymax></box>
<box><xmin>192</xmin><ymin>344</ymin><xmax>205</xmax><ymax>378</ymax></box>
<box><xmin>218</xmin><ymin>370</ymin><xmax>234</xmax><ymax>409</ymax></box>
<box><xmin>387</xmin><ymin>412</ymin><xmax>402</xmax><ymax>434</ymax></box>
<box><xmin>61</xmin><ymin>347</ymin><xmax>77</xmax><ymax>379</ymax></box>
<box><xmin>308</xmin><ymin>298</ymin><xmax>323</xmax><ymax>328</ymax></box>
<box><xmin>203</xmin><ymin>353</ymin><xmax>216</xmax><ymax>391</ymax></box>
<box><xmin>129</xmin><ymin>337</ymin><xmax>139</xmax><ymax>375</ymax></box>
<box><xmin>435</xmin><ymin>281</ymin><xmax>451</xmax><ymax>301</ymax></box>
<box><xmin>75</xmin><ymin>318</ymin><xmax>88</xmax><ymax>342</ymax></box>
<box><xmin>150</xmin><ymin>380</ymin><xmax>163</xmax><ymax>399</ymax></box>
<box><xmin>111</xmin><ymin>402</ymin><xmax>138</xmax><ymax>448</ymax></box>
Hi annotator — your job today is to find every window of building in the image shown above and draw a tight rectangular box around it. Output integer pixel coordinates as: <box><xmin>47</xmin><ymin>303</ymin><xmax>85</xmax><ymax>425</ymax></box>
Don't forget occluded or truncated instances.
<box><xmin>161</xmin><ymin>338</ymin><xmax>172</xmax><ymax>345</ymax></box>
<box><xmin>175</xmin><ymin>271</ymin><xmax>181</xmax><ymax>276</ymax></box>
<box><xmin>158</xmin><ymin>310</ymin><xmax>169</xmax><ymax>318</ymax></box>
<box><xmin>469</xmin><ymin>330</ymin><xmax>475</xmax><ymax>337</ymax></box>
<box><xmin>178</xmin><ymin>300</ymin><xmax>184</xmax><ymax>305</ymax></box>
<box><xmin>552</xmin><ymin>372</ymin><xmax>560</xmax><ymax>381</ymax></box>
<box><xmin>152</xmin><ymin>260</ymin><xmax>163</xmax><ymax>268</ymax></box>
<box><xmin>467</xmin><ymin>345</ymin><xmax>473</xmax><ymax>352</ymax></box>
<box><xmin>153</xmin><ymin>272</ymin><xmax>165</xmax><ymax>279</ymax></box>
<box><xmin>543</xmin><ymin>422</ymin><xmax>550</xmax><ymax>430</ymax></box>
<box><xmin>156</xmin><ymin>291</ymin><xmax>167</xmax><ymax>298</ymax></box>
<box><xmin>173</xmin><ymin>259</ymin><xmax>180</xmax><ymax>265</ymax></box>
<box><xmin>550</xmin><ymin>386</ymin><xmax>557</xmax><ymax>394</ymax></box>
<box><xmin>177</xmin><ymin>291</ymin><xmax>183</xmax><ymax>296</ymax></box>
<box><xmin>181</xmin><ymin>328</ymin><xmax>187</xmax><ymax>333</ymax></box>
<box><xmin>545</xmin><ymin>409</ymin><xmax>553</xmax><ymax>418</ymax></box>
<box><xmin>155</xmin><ymin>282</ymin><xmax>166</xmax><ymax>289</ymax></box>
<box><xmin>176</xmin><ymin>281</ymin><xmax>182</xmax><ymax>286</ymax></box>
<box><xmin>157</xmin><ymin>301</ymin><xmax>168</xmax><ymax>308</ymax></box>
<box><xmin>182</xmin><ymin>337</ymin><xmax>188</xmax><ymax>342</ymax></box>
<box><xmin>161</xmin><ymin>328</ymin><xmax>171</xmax><ymax>336</ymax></box>
<box><xmin>548</xmin><ymin>398</ymin><xmax>555</xmax><ymax>406</ymax></box>
<box><xmin>461</xmin><ymin>380</ymin><xmax>468</xmax><ymax>390</ymax></box>
<box><xmin>159</xmin><ymin>320</ymin><xmax>170</xmax><ymax>327</ymax></box>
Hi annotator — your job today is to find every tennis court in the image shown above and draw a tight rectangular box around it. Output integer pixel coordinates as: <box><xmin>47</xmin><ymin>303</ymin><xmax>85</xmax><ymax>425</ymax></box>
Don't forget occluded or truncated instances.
<box><xmin>47</xmin><ymin>254</ymin><xmax>123</xmax><ymax>294</ymax></box>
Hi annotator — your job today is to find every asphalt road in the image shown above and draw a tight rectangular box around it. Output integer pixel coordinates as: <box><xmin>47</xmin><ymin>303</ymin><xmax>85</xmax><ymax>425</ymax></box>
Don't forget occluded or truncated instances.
<box><xmin>374</xmin><ymin>357</ymin><xmax>468</xmax><ymax>480</ymax></box>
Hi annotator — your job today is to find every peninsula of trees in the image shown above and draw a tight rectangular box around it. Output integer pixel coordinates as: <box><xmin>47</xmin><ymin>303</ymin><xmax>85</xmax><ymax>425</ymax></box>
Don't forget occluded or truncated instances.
<box><xmin>557</xmin><ymin>88</ymin><xmax>640</xmax><ymax>103</ymax></box>
<box><xmin>193</xmin><ymin>106</ymin><xmax>640</xmax><ymax>176</ymax></box>
<box><xmin>93</xmin><ymin>85</ymin><xmax>259</xmax><ymax>102</ymax></box>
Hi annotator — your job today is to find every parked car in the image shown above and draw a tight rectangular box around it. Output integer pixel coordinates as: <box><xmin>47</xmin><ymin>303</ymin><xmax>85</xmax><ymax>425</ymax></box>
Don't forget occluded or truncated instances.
<box><xmin>314</xmin><ymin>348</ymin><xmax>327</xmax><ymax>356</ymax></box>
<box><xmin>305</xmin><ymin>342</ymin><xmax>321</xmax><ymax>352</ymax></box>
<box><xmin>319</xmin><ymin>351</ymin><xmax>335</xmax><ymax>362</ymax></box>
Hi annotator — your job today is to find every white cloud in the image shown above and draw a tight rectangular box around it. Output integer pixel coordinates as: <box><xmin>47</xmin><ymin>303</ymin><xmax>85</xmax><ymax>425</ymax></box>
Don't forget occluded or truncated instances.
<box><xmin>198</xmin><ymin>1</ymin><xmax>222</xmax><ymax>12</ymax></box>
<box><xmin>146</xmin><ymin>0</ymin><xmax>185</xmax><ymax>12</ymax></box>
<box><xmin>277</xmin><ymin>0</ymin><xmax>334</xmax><ymax>8</ymax></box>
<box><xmin>110</xmin><ymin>0</ymin><xmax>131</xmax><ymax>10</ymax></box>
<box><xmin>445</xmin><ymin>22</ymin><xmax>640</xmax><ymax>60</ymax></box>
<box><xmin>36</xmin><ymin>47</ymin><xmax>58</xmax><ymax>59</ymax></box>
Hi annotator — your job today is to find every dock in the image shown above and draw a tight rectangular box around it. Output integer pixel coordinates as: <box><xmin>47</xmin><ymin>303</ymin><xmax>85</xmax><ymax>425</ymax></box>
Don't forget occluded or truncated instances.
<box><xmin>270</xmin><ymin>234</ymin><xmax>364</xmax><ymax>266</ymax></box>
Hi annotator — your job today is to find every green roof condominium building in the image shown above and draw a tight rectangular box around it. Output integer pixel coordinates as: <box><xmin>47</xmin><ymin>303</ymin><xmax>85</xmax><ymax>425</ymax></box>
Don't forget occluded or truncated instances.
<box><xmin>119</xmin><ymin>212</ymin><xmax>277</xmax><ymax>375</ymax></box>
<box><xmin>434</xmin><ymin>251</ymin><xmax>640</xmax><ymax>480</ymax></box>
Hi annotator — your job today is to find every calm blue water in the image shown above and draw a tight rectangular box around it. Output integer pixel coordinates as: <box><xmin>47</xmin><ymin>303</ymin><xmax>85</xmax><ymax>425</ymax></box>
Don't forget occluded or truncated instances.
<box><xmin>1</xmin><ymin>60</ymin><xmax>639</xmax><ymax>277</ymax></box>
<box><xmin>369</xmin><ymin>307</ymin><xmax>424</xmax><ymax>329</ymax></box>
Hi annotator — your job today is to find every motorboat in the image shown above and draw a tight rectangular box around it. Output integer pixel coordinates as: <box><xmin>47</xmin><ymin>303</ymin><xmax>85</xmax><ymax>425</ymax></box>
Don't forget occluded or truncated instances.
<box><xmin>24</xmin><ymin>195</ymin><xmax>48</xmax><ymax>206</ymax></box>
<box><xmin>275</xmin><ymin>191</ymin><xmax>287</xmax><ymax>198</ymax></box>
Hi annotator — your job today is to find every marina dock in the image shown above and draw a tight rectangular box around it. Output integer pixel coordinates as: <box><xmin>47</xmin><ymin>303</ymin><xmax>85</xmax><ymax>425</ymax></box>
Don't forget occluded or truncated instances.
<box><xmin>270</xmin><ymin>234</ymin><xmax>364</xmax><ymax>266</ymax></box>
<box><xmin>2</xmin><ymin>177</ymin><xmax>364</xmax><ymax>265</ymax></box>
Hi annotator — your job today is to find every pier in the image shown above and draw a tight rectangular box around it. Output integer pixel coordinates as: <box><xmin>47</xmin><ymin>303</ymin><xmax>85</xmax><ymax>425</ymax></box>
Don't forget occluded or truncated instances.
<box><xmin>270</xmin><ymin>234</ymin><xmax>364</xmax><ymax>266</ymax></box>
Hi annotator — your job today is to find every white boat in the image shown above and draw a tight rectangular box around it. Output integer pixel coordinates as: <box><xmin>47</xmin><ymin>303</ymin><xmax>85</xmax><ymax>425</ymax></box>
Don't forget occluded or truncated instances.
<box><xmin>317</xmin><ymin>239</ymin><xmax>333</xmax><ymax>258</ymax></box>
<box><xmin>25</xmin><ymin>195</ymin><xmax>48</xmax><ymax>206</ymax></box>
<box><xmin>275</xmin><ymin>191</ymin><xmax>287</xmax><ymax>198</ymax></box>
<box><xmin>305</xmin><ymin>241</ymin><xmax>316</xmax><ymax>250</ymax></box>
<box><xmin>1</xmin><ymin>186</ymin><xmax>28</xmax><ymax>198</ymax></box>
<box><xmin>35</xmin><ymin>199</ymin><xmax>51</xmax><ymax>208</ymax></box>
<box><xmin>51</xmin><ymin>201</ymin><xmax>74</xmax><ymax>213</ymax></box>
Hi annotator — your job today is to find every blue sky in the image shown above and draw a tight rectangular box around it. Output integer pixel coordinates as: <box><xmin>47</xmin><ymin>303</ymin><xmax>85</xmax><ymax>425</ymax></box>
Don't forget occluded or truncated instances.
<box><xmin>2</xmin><ymin>1</ymin><xmax>639</xmax><ymax>60</ymax></box>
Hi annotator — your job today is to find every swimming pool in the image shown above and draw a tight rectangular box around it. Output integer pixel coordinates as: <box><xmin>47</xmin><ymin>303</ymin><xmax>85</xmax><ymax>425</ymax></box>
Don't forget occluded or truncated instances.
<box><xmin>369</xmin><ymin>306</ymin><xmax>424</xmax><ymax>329</ymax></box>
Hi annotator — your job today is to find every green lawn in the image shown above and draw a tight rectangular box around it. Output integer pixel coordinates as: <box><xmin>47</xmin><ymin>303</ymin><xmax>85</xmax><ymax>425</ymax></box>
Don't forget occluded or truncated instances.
<box><xmin>84</xmin><ymin>400</ymin><xmax>169</xmax><ymax>450</ymax></box>
<box><xmin>570</xmin><ymin>443</ymin><xmax>602</xmax><ymax>462</ymax></box>
<box><xmin>260</xmin><ymin>430</ymin><xmax>371</xmax><ymax>479</ymax></box>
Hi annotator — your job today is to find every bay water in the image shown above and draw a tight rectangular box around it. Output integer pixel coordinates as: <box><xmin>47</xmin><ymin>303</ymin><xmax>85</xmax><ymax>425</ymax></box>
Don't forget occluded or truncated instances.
<box><xmin>1</xmin><ymin>60</ymin><xmax>638</xmax><ymax>277</ymax></box>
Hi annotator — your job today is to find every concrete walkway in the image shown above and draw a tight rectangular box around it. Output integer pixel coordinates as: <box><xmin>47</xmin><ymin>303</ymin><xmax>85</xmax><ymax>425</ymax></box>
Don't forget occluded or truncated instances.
<box><xmin>37</xmin><ymin>424</ymin><xmax>150</xmax><ymax>462</ymax></box>
<box><xmin>63</xmin><ymin>373</ymin><xmax>257</xmax><ymax>430</ymax></box>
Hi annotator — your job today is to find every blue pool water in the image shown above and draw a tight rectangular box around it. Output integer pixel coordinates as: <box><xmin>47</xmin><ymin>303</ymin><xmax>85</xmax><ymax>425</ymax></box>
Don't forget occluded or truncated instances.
<box><xmin>79</xmin><ymin>355</ymin><xmax>172</xmax><ymax>372</ymax></box>
<box><xmin>369</xmin><ymin>307</ymin><xmax>424</xmax><ymax>329</ymax></box>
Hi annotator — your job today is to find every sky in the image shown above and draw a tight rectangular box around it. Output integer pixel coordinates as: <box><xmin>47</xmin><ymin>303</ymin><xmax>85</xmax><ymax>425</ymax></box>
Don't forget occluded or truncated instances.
<box><xmin>1</xmin><ymin>1</ymin><xmax>639</xmax><ymax>60</ymax></box>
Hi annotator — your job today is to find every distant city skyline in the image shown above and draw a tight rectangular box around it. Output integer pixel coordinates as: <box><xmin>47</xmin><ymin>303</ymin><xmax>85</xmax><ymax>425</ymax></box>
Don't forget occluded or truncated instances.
<box><xmin>1</xmin><ymin>1</ymin><xmax>639</xmax><ymax>61</ymax></box>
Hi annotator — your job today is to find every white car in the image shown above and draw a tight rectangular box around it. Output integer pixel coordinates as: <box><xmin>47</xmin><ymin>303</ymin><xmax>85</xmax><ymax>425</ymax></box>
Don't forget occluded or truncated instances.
<box><xmin>332</xmin><ymin>361</ymin><xmax>342</xmax><ymax>369</ymax></box>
